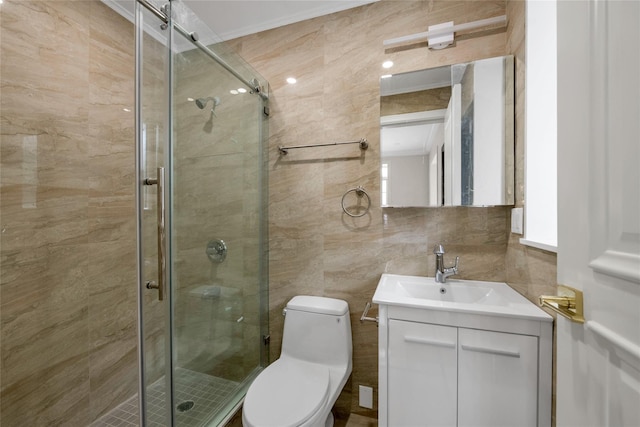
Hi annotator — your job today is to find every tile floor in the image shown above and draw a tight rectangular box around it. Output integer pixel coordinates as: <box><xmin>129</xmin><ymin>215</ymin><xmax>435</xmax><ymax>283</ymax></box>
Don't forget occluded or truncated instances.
<box><xmin>92</xmin><ymin>368</ymin><xmax>239</xmax><ymax>427</ymax></box>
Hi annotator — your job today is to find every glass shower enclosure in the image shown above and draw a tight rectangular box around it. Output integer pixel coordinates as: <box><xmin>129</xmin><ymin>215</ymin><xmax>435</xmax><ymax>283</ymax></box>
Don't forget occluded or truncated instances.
<box><xmin>135</xmin><ymin>1</ymin><xmax>269</xmax><ymax>425</ymax></box>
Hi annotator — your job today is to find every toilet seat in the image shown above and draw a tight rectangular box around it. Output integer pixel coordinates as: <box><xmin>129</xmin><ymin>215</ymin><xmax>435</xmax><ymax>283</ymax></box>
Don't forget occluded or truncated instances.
<box><xmin>243</xmin><ymin>359</ymin><xmax>330</xmax><ymax>427</ymax></box>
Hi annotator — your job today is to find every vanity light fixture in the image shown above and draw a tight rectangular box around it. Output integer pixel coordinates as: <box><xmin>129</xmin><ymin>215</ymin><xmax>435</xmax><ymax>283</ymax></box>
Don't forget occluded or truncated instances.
<box><xmin>383</xmin><ymin>15</ymin><xmax>507</xmax><ymax>50</ymax></box>
<box><xmin>427</xmin><ymin>22</ymin><xmax>454</xmax><ymax>50</ymax></box>
<box><xmin>382</xmin><ymin>60</ymin><xmax>394</xmax><ymax>69</ymax></box>
<box><xmin>286</xmin><ymin>77</ymin><xmax>297</xmax><ymax>84</ymax></box>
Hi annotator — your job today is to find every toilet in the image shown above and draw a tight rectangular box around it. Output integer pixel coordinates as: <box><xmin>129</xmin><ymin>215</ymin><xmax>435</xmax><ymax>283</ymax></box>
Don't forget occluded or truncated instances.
<box><xmin>242</xmin><ymin>296</ymin><xmax>353</xmax><ymax>427</ymax></box>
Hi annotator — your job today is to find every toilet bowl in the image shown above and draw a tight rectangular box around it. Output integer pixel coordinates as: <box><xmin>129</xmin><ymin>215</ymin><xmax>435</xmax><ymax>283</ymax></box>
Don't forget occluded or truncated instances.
<box><xmin>243</xmin><ymin>296</ymin><xmax>352</xmax><ymax>427</ymax></box>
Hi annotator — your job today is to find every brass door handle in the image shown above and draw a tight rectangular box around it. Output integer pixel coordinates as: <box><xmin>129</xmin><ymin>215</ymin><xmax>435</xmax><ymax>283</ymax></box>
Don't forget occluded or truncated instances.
<box><xmin>538</xmin><ymin>295</ymin><xmax>575</xmax><ymax>309</ymax></box>
<box><xmin>539</xmin><ymin>284</ymin><xmax>584</xmax><ymax>323</ymax></box>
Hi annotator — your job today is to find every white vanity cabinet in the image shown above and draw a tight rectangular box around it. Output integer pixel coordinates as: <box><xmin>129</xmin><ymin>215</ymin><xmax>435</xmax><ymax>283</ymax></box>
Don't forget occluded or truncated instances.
<box><xmin>457</xmin><ymin>328</ymin><xmax>538</xmax><ymax>427</ymax></box>
<box><xmin>388</xmin><ymin>320</ymin><xmax>458</xmax><ymax>426</ymax></box>
<box><xmin>377</xmin><ymin>303</ymin><xmax>552</xmax><ymax>427</ymax></box>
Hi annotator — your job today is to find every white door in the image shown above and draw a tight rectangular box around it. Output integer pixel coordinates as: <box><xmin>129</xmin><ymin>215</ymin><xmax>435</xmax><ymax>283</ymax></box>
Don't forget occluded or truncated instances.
<box><xmin>557</xmin><ymin>1</ymin><xmax>640</xmax><ymax>426</ymax></box>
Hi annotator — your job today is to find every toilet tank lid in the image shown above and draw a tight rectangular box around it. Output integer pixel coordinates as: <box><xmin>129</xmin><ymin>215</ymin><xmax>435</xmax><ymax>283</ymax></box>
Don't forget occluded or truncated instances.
<box><xmin>287</xmin><ymin>296</ymin><xmax>349</xmax><ymax>316</ymax></box>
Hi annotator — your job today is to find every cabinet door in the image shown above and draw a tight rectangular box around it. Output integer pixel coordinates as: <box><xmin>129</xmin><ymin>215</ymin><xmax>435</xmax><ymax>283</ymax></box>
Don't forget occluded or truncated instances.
<box><xmin>458</xmin><ymin>328</ymin><xmax>538</xmax><ymax>427</ymax></box>
<box><xmin>388</xmin><ymin>320</ymin><xmax>457</xmax><ymax>426</ymax></box>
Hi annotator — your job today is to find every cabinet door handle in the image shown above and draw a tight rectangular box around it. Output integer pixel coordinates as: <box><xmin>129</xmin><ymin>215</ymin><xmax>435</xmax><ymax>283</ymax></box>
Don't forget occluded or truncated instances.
<box><xmin>404</xmin><ymin>336</ymin><xmax>456</xmax><ymax>348</ymax></box>
<box><xmin>461</xmin><ymin>344</ymin><xmax>520</xmax><ymax>358</ymax></box>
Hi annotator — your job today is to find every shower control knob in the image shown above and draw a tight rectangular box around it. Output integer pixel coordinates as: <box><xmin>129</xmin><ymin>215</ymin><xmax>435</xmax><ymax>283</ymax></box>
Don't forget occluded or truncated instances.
<box><xmin>206</xmin><ymin>239</ymin><xmax>227</xmax><ymax>263</ymax></box>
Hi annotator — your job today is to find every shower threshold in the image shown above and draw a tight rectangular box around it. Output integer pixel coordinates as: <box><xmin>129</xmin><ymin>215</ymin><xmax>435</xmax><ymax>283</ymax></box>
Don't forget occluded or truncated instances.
<box><xmin>91</xmin><ymin>368</ymin><xmax>239</xmax><ymax>427</ymax></box>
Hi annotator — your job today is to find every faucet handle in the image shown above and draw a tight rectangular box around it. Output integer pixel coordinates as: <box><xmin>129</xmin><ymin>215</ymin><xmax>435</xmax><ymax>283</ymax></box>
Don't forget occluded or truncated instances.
<box><xmin>452</xmin><ymin>256</ymin><xmax>460</xmax><ymax>272</ymax></box>
<box><xmin>433</xmin><ymin>244</ymin><xmax>445</xmax><ymax>255</ymax></box>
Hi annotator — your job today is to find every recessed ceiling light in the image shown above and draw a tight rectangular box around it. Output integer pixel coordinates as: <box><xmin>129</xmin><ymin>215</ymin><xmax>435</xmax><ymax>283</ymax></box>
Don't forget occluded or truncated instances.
<box><xmin>286</xmin><ymin>77</ymin><xmax>297</xmax><ymax>85</ymax></box>
<box><xmin>382</xmin><ymin>60</ymin><xmax>394</xmax><ymax>69</ymax></box>
<box><xmin>237</xmin><ymin>88</ymin><xmax>247</xmax><ymax>93</ymax></box>
<box><xmin>230</xmin><ymin>89</ymin><xmax>239</xmax><ymax>95</ymax></box>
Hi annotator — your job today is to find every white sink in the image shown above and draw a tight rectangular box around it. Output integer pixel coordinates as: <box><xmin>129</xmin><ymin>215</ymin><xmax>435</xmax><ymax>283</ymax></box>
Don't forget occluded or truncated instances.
<box><xmin>374</xmin><ymin>274</ymin><xmax>554</xmax><ymax>427</ymax></box>
<box><xmin>373</xmin><ymin>273</ymin><xmax>551</xmax><ymax>320</ymax></box>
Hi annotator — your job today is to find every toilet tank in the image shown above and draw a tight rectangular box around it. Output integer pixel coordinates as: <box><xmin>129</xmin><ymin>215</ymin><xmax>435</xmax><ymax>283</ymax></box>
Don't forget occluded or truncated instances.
<box><xmin>281</xmin><ymin>296</ymin><xmax>352</xmax><ymax>368</ymax></box>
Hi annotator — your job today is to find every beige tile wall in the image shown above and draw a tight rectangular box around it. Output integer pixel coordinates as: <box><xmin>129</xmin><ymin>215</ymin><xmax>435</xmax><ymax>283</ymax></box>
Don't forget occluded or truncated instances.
<box><xmin>380</xmin><ymin>86</ymin><xmax>452</xmax><ymax>116</ymax></box>
<box><xmin>230</xmin><ymin>0</ymin><xmax>557</xmax><ymax>419</ymax></box>
<box><xmin>0</xmin><ymin>1</ymin><xmax>137</xmax><ymax>424</ymax></box>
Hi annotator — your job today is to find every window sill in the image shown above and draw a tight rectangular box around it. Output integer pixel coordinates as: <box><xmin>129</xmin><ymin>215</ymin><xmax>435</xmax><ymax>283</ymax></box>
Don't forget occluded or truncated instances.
<box><xmin>519</xmin><ymin>238</ymin><xmax>557</xmax><ymax>254</ymax></box>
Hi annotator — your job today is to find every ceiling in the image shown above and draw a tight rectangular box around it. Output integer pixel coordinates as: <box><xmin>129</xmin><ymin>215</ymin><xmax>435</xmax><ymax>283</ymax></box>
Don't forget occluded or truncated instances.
<box><xmin>380</xmin><ymin>67</ymin><xmax>452</xmax><ymax>97</ymax></box>
<box><xmin>106</xmin><ymin>0</ymin><xmax>379</xmax><ymax>41</ymax></box>
<box><xmin>381</xmin><ymin>122</ymin><xmax>444</xmax><ymax>158</ymax></box>
<box><xmin>183</xmin><ymin>0</ymin><xmax>379</xmax><ymax>41</ymax></box>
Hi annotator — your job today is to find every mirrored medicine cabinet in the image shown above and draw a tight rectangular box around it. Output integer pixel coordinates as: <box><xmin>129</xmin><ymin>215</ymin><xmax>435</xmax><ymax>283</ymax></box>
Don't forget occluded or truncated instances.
<box><xmin>380</xmin><ymin>55</ymin><xmax>514</xmax><ymax>207</ymax></box>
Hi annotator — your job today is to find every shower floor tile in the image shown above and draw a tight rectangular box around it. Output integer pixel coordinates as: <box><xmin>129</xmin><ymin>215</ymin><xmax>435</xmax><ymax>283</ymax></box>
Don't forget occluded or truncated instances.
<box><xmin>91</xmin><ymin>368</ymin><xmax>240</xmax><ymax>427</ymax></box>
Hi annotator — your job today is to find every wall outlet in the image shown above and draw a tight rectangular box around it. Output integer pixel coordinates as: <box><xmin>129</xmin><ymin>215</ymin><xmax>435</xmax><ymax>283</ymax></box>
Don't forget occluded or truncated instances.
<box><xmin>511</xmin><ymin>207</ymin><xmax>524</xmax><ymax>234</ymax></box>
<box><xmin>359</xmin><ymin>385</ymin><xmax>373</xmax><ymax>409</ymax></box>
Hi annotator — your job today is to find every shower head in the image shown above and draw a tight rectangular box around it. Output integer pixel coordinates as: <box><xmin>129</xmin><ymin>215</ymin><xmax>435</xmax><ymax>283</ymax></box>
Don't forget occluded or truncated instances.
<box><xmin>195</xmin><ymin>96</ymin><xmax>221</xmax><ymax>110</ymax></box>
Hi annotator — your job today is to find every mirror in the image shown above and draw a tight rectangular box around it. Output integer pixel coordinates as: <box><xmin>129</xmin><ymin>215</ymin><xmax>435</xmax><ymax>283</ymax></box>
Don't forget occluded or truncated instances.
<box><xmin>380</xmin><ymin>55</ymin><xmax>514</xmax><ymax>207</ymax></box>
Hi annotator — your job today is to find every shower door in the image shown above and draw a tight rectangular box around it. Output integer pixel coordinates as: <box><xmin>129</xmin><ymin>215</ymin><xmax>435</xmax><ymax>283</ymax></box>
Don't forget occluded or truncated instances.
<box><xmin>136</xmin><ymin>1</ymin><xmax>269</xmax><ymax>425</ymax></box>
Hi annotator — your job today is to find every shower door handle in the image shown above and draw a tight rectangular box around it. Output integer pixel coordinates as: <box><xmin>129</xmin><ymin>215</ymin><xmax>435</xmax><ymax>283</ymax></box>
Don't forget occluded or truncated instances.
<box><xmin>144</xmin><ymin>167</ymin><xmax>166</xmax><ymax>301</ymax></box>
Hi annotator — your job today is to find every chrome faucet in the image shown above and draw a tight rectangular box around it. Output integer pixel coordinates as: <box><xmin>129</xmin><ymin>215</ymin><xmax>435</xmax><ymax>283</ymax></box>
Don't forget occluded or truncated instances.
<box><xmin>433</xmin><ymin>244</ymin><xmax>459</xmax><ymax>283</ymax></box>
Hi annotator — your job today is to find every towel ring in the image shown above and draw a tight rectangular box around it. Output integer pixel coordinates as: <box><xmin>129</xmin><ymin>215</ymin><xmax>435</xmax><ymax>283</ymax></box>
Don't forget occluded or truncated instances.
<box><xmin>341</xmin><ymin>186</ymin><xmax>371</xmax><ymax>218</ymax></box>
